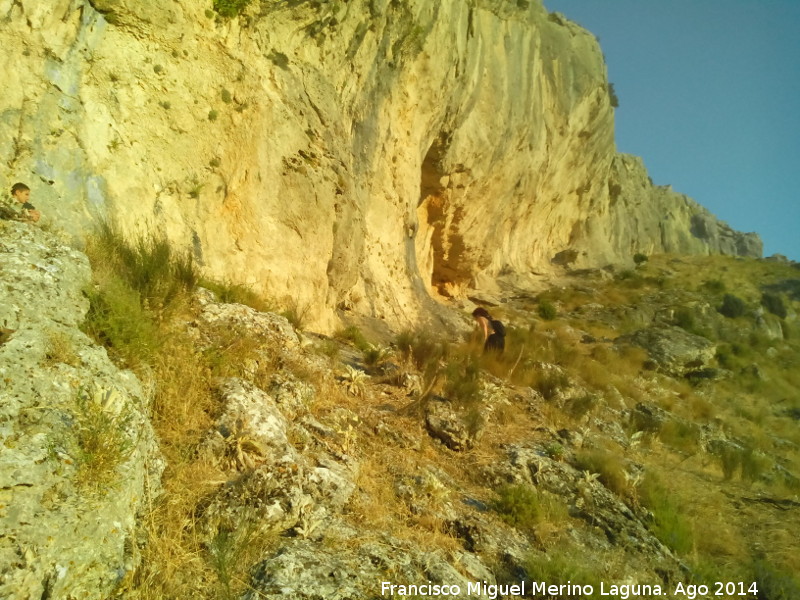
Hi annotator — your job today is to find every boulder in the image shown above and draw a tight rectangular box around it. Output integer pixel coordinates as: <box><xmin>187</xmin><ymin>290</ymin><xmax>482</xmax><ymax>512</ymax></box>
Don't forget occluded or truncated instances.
<box><xmin>616</xmin><ymin>325</ymin><xmax>716</xmax><ymax>377</ymax></box>
<box><xmin>0</xmin><ymin>222</ymin><xmax>162</xmax><ymax>600</ymax></box>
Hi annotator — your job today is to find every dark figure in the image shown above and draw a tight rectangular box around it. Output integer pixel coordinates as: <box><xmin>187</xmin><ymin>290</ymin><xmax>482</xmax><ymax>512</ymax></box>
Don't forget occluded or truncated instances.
<box><xmin>472</xmin><ymin>307</ymin><xmax>505</xmax><ymax>353</ymax></box>
<box><xmin>1</xmin><ymin>182</ymin><xmax>40</xmax><ymax>223</ymax></box>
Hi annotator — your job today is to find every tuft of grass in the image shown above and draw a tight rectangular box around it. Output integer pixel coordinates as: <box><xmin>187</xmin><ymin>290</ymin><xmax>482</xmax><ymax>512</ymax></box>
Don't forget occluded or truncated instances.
<box><xmin>443</xmin><ymin>354</ymin><xmax>482</xmax><ymax>407</ymax></box>
<box><xmin>573</xmin><ymin>448</ymin><xmax>628</xmax><ymax>498</ymax></box>
<box><xmin>638</xmin><ymin>473</ymin><xmax>694</xmax><ymax>554</ymax></box>
<box><xmin>658</xmin><ymin>420</ymin><xmax>702</xmax><ymax>454</ymax></box>
<box><xmin>280</xmin><ymin>300</ymin><xmax>308</xmax><ymax>330</ymax></box>
<box><xmin>207</xmin><ymin>514</ymin><xmax>278</xmax><ymax>600</ymax></box>
<box><xmin>362</xmin><ymin>343</ymin><xmax>391</xmax><ymax>367</ymax></box>
<box><xmin>83</xmin><ymin>274</ymin><xmax>161</xmax><ymax>365</ymax></box>
<box><xmin>88</xmin><ymin>221</ymin><xmax>198</xmax><ymax>311</ymax></box>
<box><xmin>199</xmin><ymin>279</ymin><xmax>274</xmax><ymax>313</ymax></box>
<box><xmin>534</xmin><ymin>369</ymin><xmax>570</xmax><ymax>401</ymax></box>
<box><xmin>395</xmin><ymin>329</ymin><xmax>449</xmax><ymax>375</ymax></box>
<box><xmin>522</xmin><ymin>549</ymin><xmax>609</xmax><ymax>596</ymax></box>
<box><xmin>712</xmin><ymin>442</ymin><xmax>772</xmax><ymax>483</ymax></box>
<box><xmin>44</xmin><ymin>330</ymin><xmax>79</xmax><ymax>367</ymax></box>
<box><xmin>67</xmin><ymin>386</ymin><xmax>134</xmax><ymax>491</ymax></box>
<box><xmin>752</xmin><ymin>559</ymin><xmax>800</xmax><ymax>600</ymax></box>
<box><xmin>336</xmin><ymin>325</ymin><xmax>371</xmax><ymax>352</ymax></box>
<box><xmin>563</xmin><ymin>393</ymin><xmax>597</xmax><ymax>421</ymax></box>
<box><xmin>82</xmin><ymin>223</ymin><xmax>198</xmax><ymax>364</ymax></box>
<box><xmin>492</xmin><ymin>484</ymin><xmax>566</xmax><ymax>533</ymax></box>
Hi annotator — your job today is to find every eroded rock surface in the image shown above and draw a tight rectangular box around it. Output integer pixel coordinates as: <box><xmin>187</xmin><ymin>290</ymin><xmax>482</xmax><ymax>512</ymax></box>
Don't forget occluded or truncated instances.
<box><xmin>0</xmin><ymin>221</ymin><xmax>162</xmax><ymax>600</ymax></box>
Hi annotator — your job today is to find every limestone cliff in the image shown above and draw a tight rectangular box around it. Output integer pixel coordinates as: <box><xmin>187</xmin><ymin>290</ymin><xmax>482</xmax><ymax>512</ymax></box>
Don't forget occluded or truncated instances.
<box><xmin>0</xmin><ymin>0</ymin><xmax>761</xmax><ymax>331</ymax></box>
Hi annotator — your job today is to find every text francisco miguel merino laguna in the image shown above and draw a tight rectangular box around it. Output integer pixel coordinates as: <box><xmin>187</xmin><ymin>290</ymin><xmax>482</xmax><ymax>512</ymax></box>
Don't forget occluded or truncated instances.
<box><xmin>381</xmin><ymin>580</ymin><xmax>665</xmax><ymax>599</ymax></box>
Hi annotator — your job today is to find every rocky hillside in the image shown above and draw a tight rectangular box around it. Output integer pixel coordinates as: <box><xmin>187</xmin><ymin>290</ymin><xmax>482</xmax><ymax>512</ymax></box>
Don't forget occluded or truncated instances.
<box><xmin>1</xmin><ymin>222</ymin><xmax>796</xmax><ymax>600</ymax></box>
<box><xmin>1</xmin><ymin>0</ymin><xmax>760</xmax><ymax>332</ymax></box>
<box><xmin>0</xmin><ymin>222</ymin><xmax>161</xmax><ymax>599</ymax></box>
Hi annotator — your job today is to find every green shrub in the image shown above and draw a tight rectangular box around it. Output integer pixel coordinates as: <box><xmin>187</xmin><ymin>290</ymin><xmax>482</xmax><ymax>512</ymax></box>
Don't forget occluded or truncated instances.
<box><xmin>90</xmin><ymin>222</ymin><xmax>197</xmax><ymax>309</ymax></box>
<box><xmin>362</xmin><ymin>344</ymin><xmax>391</xmax><ymax>367</ymax></box>
<box><xmin>607</xmin><ymin>82</ymin><xmax>619</xmax><ymax>108</ymax></box>
<box><xmin>213</xmin><ymin>0</ymin><xmax>252</xmax><ymax>18</ymax></box>
<box><xmin>83</xmin><ymin>223</ymin><xmax>198</xmax><ymax>363</ymax></box>
<box><xmin>492</xmin><ymin>484</ymin><xmax>545</xmax><ymax>532</ymax></box>
<box><xmin>544</xmin><ymin>442</ymin><xmax>565</xmax><ymax>460</ymax></box>
<box><xmin>761</xmin><ymin>292</ymin><xmax>788</xmax><ymax>319</ymax></box>
<box><xmin>715</xmin><ymin>344</ymin><xmax>736</xmax><ymax>369</ymax></box>
<box><xmin>83</xmin><ymin>275</ymin><xmax>160</xmax><ymax>364</ymax></box>
<box><xmin>740</xmin><ymin>447</ymin><xmax>772</xmax><ymax>483</ymax></box>
<box><xmin>281</xmin><ymin>301</ymin><xmax>308</xmax><ymax>330</ymax></box>
<box><xmin>658</xmin><ymin>420</ymin><xmax>702</xmax><ymax>454</ymax></box>
<box><xmin>564</xmin><ymin>393</ymin><xmax>597</xmax><ymax>420</ymax></box>
<box><xmin>633</xmin><ymin>252</ymin><xmax>648</xmax><ymax>265</ymax></box>
<box><xmin>702</xmin><ymin>279</ymin><xmax>726</xmax><ymax>294</ymax></box>
<box><xmin>719</xmin><ymin>293</ymin><xmax>747</xmax><ymax>318</ymax></box>
<box><xmin>673</xmin><ymin>307</ymin><xmax>695</xmax><ymax>331</ymax></box>
<box><xmin>714</xmin><ymin>442</ymin><xmax>771</xmax><ymax>483</ymax></box>
<box><xmin>538</xmin><ymin>299</ymin><xmax>557</xmax><ymax>320</ymax></box>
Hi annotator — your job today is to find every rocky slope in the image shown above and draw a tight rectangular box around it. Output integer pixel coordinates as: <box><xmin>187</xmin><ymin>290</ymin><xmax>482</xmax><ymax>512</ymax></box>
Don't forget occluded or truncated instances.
<box><xmin>0</xmin><ymin>221</ymin><xmax>161</xmax><ymax>600</ymax></box>
<box><xmin>2</xmin><ymin>220</ymin><xmax>798</xmax><ymax>599</ymax></box>
<box><xmin>1</xmin><ymin>0</ymin><xmax>761</xmax><ymax>332</ymax></box>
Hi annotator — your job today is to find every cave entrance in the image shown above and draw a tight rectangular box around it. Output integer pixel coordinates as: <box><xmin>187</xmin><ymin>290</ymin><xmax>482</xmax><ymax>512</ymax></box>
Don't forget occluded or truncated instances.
<box><xmin>415</xmin><ymin>135</ymin><xmax>470</xmax><ymax>298</ymax></box>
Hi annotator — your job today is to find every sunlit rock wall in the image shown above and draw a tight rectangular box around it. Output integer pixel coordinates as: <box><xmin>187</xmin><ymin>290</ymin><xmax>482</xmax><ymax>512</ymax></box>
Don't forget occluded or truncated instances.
<box><xmin>0</xmin><ymin>0</ymin><xmax>760</xmax><ymax>331</ymax></box>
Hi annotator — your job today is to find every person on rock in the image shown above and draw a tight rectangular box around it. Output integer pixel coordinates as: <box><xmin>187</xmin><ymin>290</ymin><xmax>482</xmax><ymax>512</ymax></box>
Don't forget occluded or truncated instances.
<box><xmin>1</xmin><ymin>182</ymin><xmax>40</xmax><ymax>223</ymax></box>
<box><xmin>472</xmin><ymin>307</ymin><xmax>505</xmax><ymax>353</ymax></box>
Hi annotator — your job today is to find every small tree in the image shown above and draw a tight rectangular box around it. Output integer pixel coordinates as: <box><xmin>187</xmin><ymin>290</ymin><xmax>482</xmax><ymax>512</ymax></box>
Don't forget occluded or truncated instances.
<box><xmin>607</xmin><ymin>82</ymin><xmax>619</xmax><ymax>108</ymax></box>
<box><xmin>719</xmin><ymin>293</ymin><xmax>747</xmax><ymax>319</ymax></box>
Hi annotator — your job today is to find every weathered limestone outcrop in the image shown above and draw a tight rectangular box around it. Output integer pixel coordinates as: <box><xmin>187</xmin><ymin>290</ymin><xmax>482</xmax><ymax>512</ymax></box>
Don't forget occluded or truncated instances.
<box><xmin>0</xmin><ymin>0</ymin><xmax>761</xmax><ymax>332</ymax></box>
<box><xmin>581</xmin><ymin>154</ymin><xmax>763</xmax><ymax>263</ymax></box>
<box><xmin>0</xmin><ymin>221</ymin><xmax>162</xmax><ymax>600</ymax></box>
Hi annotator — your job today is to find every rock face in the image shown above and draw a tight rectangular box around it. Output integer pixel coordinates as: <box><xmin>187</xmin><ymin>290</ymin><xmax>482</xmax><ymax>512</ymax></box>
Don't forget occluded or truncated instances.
<box><xmin>0</xmin><ymin>0</ymin><xmax>761</xmax><ymax>331</ymax></box>
<box><xmin>616</xmin><ymin>325</ymin><xmax>717</xmax><ymax>377</ymax></box>
<box><xmin>0</xmin><ymin>221</ymin><xmax>162</xmax><ymax>599</ymax></box>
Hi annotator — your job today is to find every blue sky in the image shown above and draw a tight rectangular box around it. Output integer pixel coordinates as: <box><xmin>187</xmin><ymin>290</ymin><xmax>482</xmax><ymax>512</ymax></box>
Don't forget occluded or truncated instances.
<box><xmin>543</xmin><ymin>0</ymin><xmax>800</xmax><ymax>260</ymax></box>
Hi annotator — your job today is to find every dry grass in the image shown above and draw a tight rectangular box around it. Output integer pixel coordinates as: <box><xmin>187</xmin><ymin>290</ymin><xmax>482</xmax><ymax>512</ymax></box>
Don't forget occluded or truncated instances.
<box><xmin>44</xmin><ymin>330</ymin><xmax>80</xmax><ymax>367</ymax></box>
<box><xmin>81</xmin><ymin>241</ymin><xmax>798</xmax><ymax>595</ymax></box>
